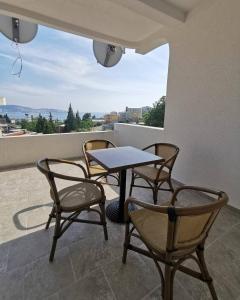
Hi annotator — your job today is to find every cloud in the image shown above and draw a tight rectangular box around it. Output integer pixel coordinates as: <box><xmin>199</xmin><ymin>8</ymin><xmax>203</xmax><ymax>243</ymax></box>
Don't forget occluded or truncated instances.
<box><xmin>0</xmin><ymin>82</ymin><xmax>58</xmax><ymax>96</ymax></box>
<box><xmin>0</xmin><ymin>27</ymin><xmax>169</xmax><ymax>110</ymax></box>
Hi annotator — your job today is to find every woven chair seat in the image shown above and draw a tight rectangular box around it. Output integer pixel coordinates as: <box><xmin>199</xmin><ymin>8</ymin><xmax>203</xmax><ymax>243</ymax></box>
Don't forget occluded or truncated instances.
<box><xmin>124</xmin><ymin>187</ymin><xmax>228</xmax><ymax>299</ymax></box>
<box><xmin>130</xmin><ymin>208</ymin><xmax>168</xmax><ymax>253</ymax></box>
<box><xmin>51</xmin><ymin>182</ymin><xmax>102</xmax><ymax>212</ymax></box>
<box><xmin>89</xmin><ymin>164</ymin><xmax>107</xmax><ymax>176</ymax></box>
<box><xmin>133</xmin><ymin>165</ymin><xmax>170</xmax><ymax>182</ymax></box>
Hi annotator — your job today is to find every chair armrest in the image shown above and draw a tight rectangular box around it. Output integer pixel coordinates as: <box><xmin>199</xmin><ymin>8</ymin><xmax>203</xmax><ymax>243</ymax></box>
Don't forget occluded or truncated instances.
<box><xmin>48</xmin><ymin>158</ymin><xmax>87</xmax><ymax>178</ymax></box>
<box><xmin>124</xmin><ymin>197</ymin><xmax>169</xmax><ymax>222</ymax></box>
<box><xmin>170</xmin><ymin>185</ymin><xmax>225</xmax><ymax>205</ymax></box>
<box><xmin>51</xmin><ymin>171</ymin><xmax>105</xmax><ymax>200</ymax></box>
<box><xmin>142</xmin><ymin>144</ymin><xmax>155</xmax><ymax>151</ymax></box>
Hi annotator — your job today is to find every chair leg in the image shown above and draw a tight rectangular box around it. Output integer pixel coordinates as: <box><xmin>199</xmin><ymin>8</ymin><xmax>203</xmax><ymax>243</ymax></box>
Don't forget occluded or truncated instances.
<box><xmin>122</xmin><ymin>222</ymin><xmax>130</xmax><ymax>264</ymax></box>
<box><xmin>163</xmin><ymin>265</ymin><xmax>174</xmax><ymax>300</ymax></box>
<box><xmin>117</xmin><ymin>174</ymin><xmax>120</xmax><ymax>186</ymax></box>
<box><xmin>196</xmin><ymin>248</ymin><xmax>218</xmax><ymax>300</ymax></box>
<box><xmin>153</xmin><ymin>185</ymin><xmax>158</xmax><ymax>204</ymax></box>
<box><xmin>168</xmin><ymin>179</ymin><xmax>174</xmax><ymax>193</ymax></box>
<box><xmin>99</xmin><ymin>203</ymin><xmax>108</xmax><ymax>241</ymax></box>
<box><xmin>105</xmin><ymin>175</ymin><xmax>108</xmax><ymax>184</ymax></box>
<box><xmin>129</xmin><ymin>172</ymin><xmax>135</xmax><ymax>196</ymax></box>
<box><xmin>45</xmin><ymin>207</ymin><xmax>55</xmax><ymax>230</ymax></box>
<box><xmin>49</xmin><ymin>213</ymin><xmax>61</xmax><ymax>262</ymax></box>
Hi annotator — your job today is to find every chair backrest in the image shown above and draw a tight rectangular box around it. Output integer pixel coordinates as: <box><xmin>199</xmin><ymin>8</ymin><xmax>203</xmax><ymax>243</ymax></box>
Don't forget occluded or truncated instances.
<box><xmin>37</xmin><ymin>158</ymin><xmax>60</xmax><ymax>206</ymax></box>
<box><xmin>166</xmin><ymin>187</ymin><xmax>228</xmax><ymax>252</ymax></box>
<box><xmin>155</xmin><ymin>143</ymin><xmax>179</xmax><ymax>169</ymax></box>
<box><xmin>82</xmin><ymin>139</ymin><xmax>116</xmax><ymax>174</ymax></box>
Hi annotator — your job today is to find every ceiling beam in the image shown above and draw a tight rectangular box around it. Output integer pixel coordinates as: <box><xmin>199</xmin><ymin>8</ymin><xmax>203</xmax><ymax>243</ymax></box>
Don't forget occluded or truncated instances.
<box><xmin>0</xmin><ymin>1</ymin><xmax>138</xmax><ymax>48</ymax></box>
<box><xmin>113</xmin><ymin>0</ymin><xmax>186</xmax><ymax>25</ymax></box>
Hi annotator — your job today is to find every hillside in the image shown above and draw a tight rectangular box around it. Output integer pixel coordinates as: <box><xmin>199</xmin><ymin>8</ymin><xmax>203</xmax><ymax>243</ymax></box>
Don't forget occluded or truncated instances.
<box><xmin>0</xmin><ymin>105</ymin><xmax>66</xmax><ymax>113</ymax></box>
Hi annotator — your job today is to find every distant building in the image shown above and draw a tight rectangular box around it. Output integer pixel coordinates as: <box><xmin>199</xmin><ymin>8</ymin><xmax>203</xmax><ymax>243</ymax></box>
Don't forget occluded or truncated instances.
<box><xmin>0</xmin><ymin>97</ymin><xmax>6</xmax><ymax>106</ymax></box>
<box><xmin>104</xmin><ymin>111</ymin><xmax>119</xmax><ymax>124</ymax></box>
<box><xmin>118</xmin><ymin>111</ymin><xmax>127</xmax><ymax>122</ymax></box>
<box><xmin>125</xmin><ymin>106</ymin><xmax>142</xmax><ymax>122</ymax></box>
<box><xmin>142</xmin><ymin>106</ymin><xmax>151</xmax><ymax>115</ymax></box>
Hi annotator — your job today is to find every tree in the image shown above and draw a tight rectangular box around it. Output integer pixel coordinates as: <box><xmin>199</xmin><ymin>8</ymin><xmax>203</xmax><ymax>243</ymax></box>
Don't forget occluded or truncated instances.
<box><xmin>42</xmin><ymin>117</ymin><xmax>50</xmax><ymax>134</ymax></box>
<box><xmin>20</xmin><ymin>119</ymin><xmax>28</xmax><ymax>130</ymax></box>
<box><xmin>48</xmin><ymin>112</ymin><xmax>55</xmax><ymax>133</ymax></box>
<box><xmin>4</xmin><ymin>114</ymin><xmax>11</xmax><ymax>123</ymax></box>
<box><xmin>82</xmin><ymin>112</ymin><xmax>91</xmax><ymax>121</ymax></box>
<box><xmin>75</xmin><ymin>111</ymin><xmax>81</xmax><ymax>129</ymax></box>
<box><xmin>64</xmin><ymin>103</ymin><xmax>76</xmax><ymax>132</ymax></box>
<box><xmin>36</xmin><ymin>114</ymin><xmax>44</xmax><ymax>133</ymax></box>
<box><xmin>80</xmin><ymin>119</ymin><xmax>93</xmax><ymax>131</ymax></box>
<box><xmin>144</xmin><ymin>96</ymin><xmax>166</xmax><ymax>128</ymax></box>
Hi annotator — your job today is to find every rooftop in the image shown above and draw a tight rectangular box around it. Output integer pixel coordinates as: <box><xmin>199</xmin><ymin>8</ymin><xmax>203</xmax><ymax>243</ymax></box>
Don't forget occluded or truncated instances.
<box><xmin>0</xmin><ymin>161</ymin><xmax>240</xmax><ymax>300</ymax></box>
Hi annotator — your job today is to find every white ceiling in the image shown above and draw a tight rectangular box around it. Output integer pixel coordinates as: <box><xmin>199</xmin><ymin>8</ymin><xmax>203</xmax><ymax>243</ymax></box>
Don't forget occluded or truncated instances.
<box><xmin>0</xmin><ymin>0</ymin><xmax>207</xmax><ymax>53</ymax></box>
<box><xmin>166</xmin><ymin>0</ymin><xmax>202</xmax><ymax>11</ymax></box>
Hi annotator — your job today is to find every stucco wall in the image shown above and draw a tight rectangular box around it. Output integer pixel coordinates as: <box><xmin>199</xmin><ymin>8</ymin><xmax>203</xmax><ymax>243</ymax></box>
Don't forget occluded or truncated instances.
<box><xmin>115</xmin><ymin>1</ymin><xmax>240</xmax><ymax>208</ymax></box>
<box><xmin>114</xmin><ymin>123</ymin><xmax>166</xmax><ymax>149</ymax></box>
<box><xmin>164</xmin><ymin>0</ymin><xmax>240</xmax><ymax>208</ymax></box>
<box><xmin>0</xmin><ymin>131</ymin><xmax>115</xmax><ymax>169</ymax></box>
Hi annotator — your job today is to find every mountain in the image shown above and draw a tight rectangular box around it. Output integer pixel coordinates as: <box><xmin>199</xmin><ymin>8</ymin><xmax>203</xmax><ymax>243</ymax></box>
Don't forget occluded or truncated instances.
<box><xmin>0</xmin><ymin>105</ymin><xmax>105</xmax><ymax>120</ymax></box>
<box><xmin>0</xmin><ymin>105</ymin><xmax>66</xmax><ymax>113</ymax></box>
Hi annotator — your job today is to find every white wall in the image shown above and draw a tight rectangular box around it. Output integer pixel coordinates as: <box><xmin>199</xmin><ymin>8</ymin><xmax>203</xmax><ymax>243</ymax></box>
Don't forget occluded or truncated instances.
<box><xmin>114</xmin><ymin>123</ymin><xmax>166</xmax><ymax>148</ymax></box>
<box><xmin>163</xmin><ymin>0</ymin><xmax>240</xmax><ymax>208</ymax></box>
<box><xmin>0</xmin><ymin>131</ymin><xmax>115</xmax><ymax>169</ymax></box>
<box><xmin>115</xmin><ymin>0</ymin><xmax>240</xmax><ymax>208</ymax></box>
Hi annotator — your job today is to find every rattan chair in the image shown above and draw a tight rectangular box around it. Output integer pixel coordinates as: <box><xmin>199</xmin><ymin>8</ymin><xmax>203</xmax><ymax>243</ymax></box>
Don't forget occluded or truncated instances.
<box><xmin>129</xmin><ymin>143</ymin><xmax>179</xmax><ymax>204</ymax></box>
<box><xmin>37</xmin><ymin>158</ymin><xmax>108</xmax><ymax>262</ymax></box>
<box><xmin>123</xmin><ymin>186</ymin><xmax>228</xmax><ymax>300</ymax></box>
<box><xmin>83</xmin><ymin>139</ymin><xmax>119</xmax><ymax>185</ymax></box>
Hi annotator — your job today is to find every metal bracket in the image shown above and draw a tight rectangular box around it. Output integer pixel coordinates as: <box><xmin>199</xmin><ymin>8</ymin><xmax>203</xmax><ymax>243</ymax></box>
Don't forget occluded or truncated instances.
<box><xmin>12</xmin><ymin>17</ymin><xmax>19</xmax><ymax>43</ymax></box>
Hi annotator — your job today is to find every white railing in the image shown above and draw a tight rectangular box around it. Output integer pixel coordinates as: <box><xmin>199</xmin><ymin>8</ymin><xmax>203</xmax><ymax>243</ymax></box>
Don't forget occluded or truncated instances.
<box><xmin>1</xmin><ymin>123</ymin><xmax>240</xmax><ymax>209</ymax></box>
<box><xmin>114</xmin><ymin>123</ymin><xmax>165</xmax><ymax>148</ymax></box>
<box><xmin>0</xmin><ymin>124</ymin><xmax>166</xmax><ymax>169</ymax></box>
<box><xmin>0</xmin><ymin>131</ymin><xmax>115</xmax><ymax>169</ymax></box>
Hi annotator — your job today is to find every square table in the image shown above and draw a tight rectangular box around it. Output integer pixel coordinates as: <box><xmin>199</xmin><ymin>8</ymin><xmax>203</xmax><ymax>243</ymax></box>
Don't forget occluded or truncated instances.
<box><xmin>86</xmin><ymin>146</ymin><xmax>164</xmax><ymax>223</ymax></box>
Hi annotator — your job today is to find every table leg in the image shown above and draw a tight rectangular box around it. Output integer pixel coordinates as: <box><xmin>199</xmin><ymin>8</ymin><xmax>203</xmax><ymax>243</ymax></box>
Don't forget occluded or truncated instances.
<box><xmin>106</xmin><ymin>169</ymin><xmax>133</xmax><ymax>223</ymax></box>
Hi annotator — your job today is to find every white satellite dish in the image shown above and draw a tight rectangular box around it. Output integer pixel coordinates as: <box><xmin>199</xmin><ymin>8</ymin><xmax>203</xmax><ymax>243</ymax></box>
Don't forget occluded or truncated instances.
<box><xmin>0</xmin><ymin>15</ymin><xmax>38</xmax><ymax>43</ymax></box>
<box><xmin>93</xmin><ymin>40</ymin><xmax>123</xmax><ymax>67</ymax></box>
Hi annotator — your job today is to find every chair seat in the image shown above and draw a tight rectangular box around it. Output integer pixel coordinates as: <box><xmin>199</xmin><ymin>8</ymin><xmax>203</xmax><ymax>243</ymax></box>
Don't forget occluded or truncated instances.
<box><xmin>89</xmin><ymin>164</ymin><xmax>107</xmax><ymax>176</ymax></box>
<box><xmin>130</xmin><ymin>208</ymin><xmax>168</xmax><ymax>253</ymax></box>
<box><xmin>51</xmin><ymin>182</ymin><xmax>102</xmax><ymax>212</ymax></box>
<box><xmin>133</xmin><ymin>165</ymin><xmax>169</xmax><ymax>182</ymax></box>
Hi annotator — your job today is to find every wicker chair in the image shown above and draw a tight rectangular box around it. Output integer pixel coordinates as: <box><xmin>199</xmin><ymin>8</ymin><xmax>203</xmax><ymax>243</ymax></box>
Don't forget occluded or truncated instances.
<box><xmin>129</xmin><ymin>143</ymin><xmax>179</xmax><ymax>204</ymax></box>
<box><xmin>83</xmin><ymin>139</ymin><xmax>119</xmax><ymax>185</ymax></box>
<box><xmin>123</xmin><ymin>186</ymin><xmax>228</xmax><ymax>300</ymax></box>
<box><xmin>37</xmin><ymin>158</ymin><xmax>108</xmax><ymax>262</ymax></box>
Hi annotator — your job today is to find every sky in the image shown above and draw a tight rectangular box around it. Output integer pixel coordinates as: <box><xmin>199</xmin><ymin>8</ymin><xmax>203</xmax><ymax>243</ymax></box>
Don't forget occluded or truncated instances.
<box><xmin>0</xmin><ymin>25</ymin><xmax>169</xmax><ymax>113</ymax></box>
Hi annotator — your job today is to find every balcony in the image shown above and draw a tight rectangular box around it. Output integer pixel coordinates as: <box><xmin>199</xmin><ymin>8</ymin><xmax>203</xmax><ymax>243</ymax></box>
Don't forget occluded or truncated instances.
<box><xmin>0</xmin><ymin>126</ymin><xmax>240</xmax><ymax>299</ymax></box>
<box><xmin>0</xmin><ymin>0</ymin><xmax>240</xmax><ymax>299</ymax></box>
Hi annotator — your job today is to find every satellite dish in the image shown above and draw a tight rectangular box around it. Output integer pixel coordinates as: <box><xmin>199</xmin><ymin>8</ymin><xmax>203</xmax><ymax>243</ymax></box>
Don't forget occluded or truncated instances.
<box><xmin>0</xmin><ymin>15</ymin><xmax>38</xmax><ymax>43</ymax></box>
<box><xmin>93</xmin><ymin>40</ymin><xmax>123</xmax><ymax>67</ymax></box>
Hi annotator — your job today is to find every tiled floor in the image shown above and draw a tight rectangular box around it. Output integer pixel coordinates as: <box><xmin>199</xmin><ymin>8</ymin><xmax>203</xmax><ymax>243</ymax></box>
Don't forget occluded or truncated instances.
<box><xmin>0</xmin><ymin>162</ymin><xmax>240</xmax><ymax>300</ymax></box>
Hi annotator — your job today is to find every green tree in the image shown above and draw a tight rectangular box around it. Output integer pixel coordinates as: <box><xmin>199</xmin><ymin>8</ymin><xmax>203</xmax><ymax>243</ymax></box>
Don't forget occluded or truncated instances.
<box><xmin>80</xmin><ymin>119</ymin><xmax>93</xmax><ymax>131</ymax></box>
<box><xmin>75</xmin><ymin>111</ymin><xmax>81</xmax><ymax>129</ymax></box>
<box><xmin>4</xmin><ymin>114</ymin><xmax>11</xmax><ymax>123</ymax></box>
<box><xmin>64</xmin><ymin>103</ymin><xmax>76</xmax><ymax>132</ymax></box>
<box><xmin>36</xmin><ymin>114</ymin><xmax>44</xmax><ymax>133</ymax></box>
<box><xmin>20</xmin><ymin>119</ymin><xmax>28</xmax><ymax>130</ymax></box>
<box><xmin>144</xmin><ymin>96</ymin><xmax>166</xmax><ymax>128</ymax></box>
<box><xmin>48</xmin><ymin>112</ymin><xmax>55</xmax><ymax>133</ymax></box>
<box><xmin>82</xmin><ymin>112</ymin><xmax>91</xmax><ymax>120</ymax></box>
<box><xmin>42</xmin><ymin>117</ymin><xmax>50</xmax><ymax>134</ymax></box>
